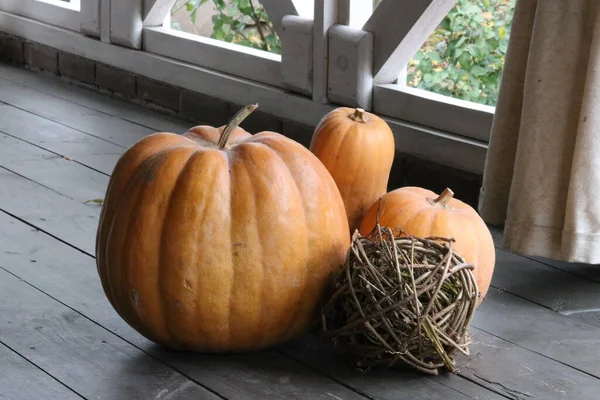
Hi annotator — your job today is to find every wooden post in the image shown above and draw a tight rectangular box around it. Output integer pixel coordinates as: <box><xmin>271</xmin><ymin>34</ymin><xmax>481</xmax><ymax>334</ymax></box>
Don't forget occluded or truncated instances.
<box><xmin>81</xmin><ymin>0</ymin><xmax>101</xmax><ymax>38</ymax></box>
<box><xmin>327</xmin><ymin>24</ymin><xmax>373</xmax><ymax>109</ymax></box>
<box><xmin>110</xmin><ymin>0</ymin><xmax>143</xmax><ymax>49</ymax></box>
<box><xmin>312</xmin><ymin>0</ymin><xmax>338</xmax><ymax>103</ymax></box>
<box><xmin>281</xmin><ymin>15</ymin><xmax>313</xmax><ymax>96</ymax></box>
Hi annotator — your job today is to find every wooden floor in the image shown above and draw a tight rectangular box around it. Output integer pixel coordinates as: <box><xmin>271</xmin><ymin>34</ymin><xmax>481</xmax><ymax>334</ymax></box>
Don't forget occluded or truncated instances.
<box><xmin>1</xmin><ymin>63</ymin><xmax>600</xmax><ymax>400</ymax></box>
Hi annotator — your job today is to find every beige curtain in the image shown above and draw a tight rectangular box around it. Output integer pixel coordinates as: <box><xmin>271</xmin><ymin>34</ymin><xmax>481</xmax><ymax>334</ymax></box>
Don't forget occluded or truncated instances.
<box><xmin>479</xmin><ymin>0</ymin><xmax>600</xmax><ymax>263</ymax></box>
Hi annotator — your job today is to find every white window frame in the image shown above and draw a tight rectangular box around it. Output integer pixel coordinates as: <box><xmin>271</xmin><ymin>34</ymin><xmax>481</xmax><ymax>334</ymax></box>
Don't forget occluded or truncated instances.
<box><xmin>0</xmin><ymin>0</ymin><xmax>101</xmax><ymax>37</ymax></box>
<box><xmin>140</xmin><ymin>0</ymin><xmax>307</xmax><ymax>88</ymax></box>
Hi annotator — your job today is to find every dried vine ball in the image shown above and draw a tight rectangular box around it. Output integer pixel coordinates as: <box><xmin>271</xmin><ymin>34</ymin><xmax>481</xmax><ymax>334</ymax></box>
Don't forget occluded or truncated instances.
<box><xmin>320</xmin><ymin>223</ymin><xmax>479</xmax><ymax>375</ymax></box>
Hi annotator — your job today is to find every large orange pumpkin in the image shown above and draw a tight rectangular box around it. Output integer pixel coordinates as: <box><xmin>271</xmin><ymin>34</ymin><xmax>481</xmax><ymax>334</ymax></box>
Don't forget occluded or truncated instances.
<box><xmin>358</xmin><ymin>186</ymin><xmax>495</xmax><ymax>304</ymax></box>
<box><xmin>96</xmin><ymin>104</ymin><xmax>351</xmax><ymax>352</ymax></box>
<box><xmin>309</xmin><ymin>107</ymin><xmax>395</xmax><ymax>233</ymax></box>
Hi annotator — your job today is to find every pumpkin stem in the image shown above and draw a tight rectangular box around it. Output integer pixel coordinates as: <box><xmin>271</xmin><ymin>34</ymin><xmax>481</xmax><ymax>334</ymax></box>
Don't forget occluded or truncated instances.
<box><xmin>349</xmin><ymin>108</ymin><xmax>368</xmax><ymax>123</ymax></box>
<box><xmin>217</xmin><ymin>103</ymin><xmax>258</xmax><ymax>149</ymax></box>
<box><xmin>431</xmin><ymin>188</ymin><xmax>454</xmax><ymax>207</ymax></box>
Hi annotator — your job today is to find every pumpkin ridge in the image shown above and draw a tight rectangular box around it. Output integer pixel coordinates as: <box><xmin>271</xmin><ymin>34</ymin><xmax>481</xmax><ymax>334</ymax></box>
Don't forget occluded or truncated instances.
<box><xmin>225</xmin><ymin>148</ymin><xmax>234</xmax><ymax>348</ymax></box>
<box><xmin>158</xmin><ymin>147</ymin><xmax>201</xmax><ymax>346</ymax></box>
<box><xmin>253</xmin><ymin>140</ymin><xmax>311</xmax><ymax>343</ymax></box>
<box><xmin>108</xmin><ymin>150</ymin><xmax>172</xmax><ymax>341</ymax></box>
<box><xmin>106</xmin><ymin>149</ymin><xmax>175</xmax><ymax>314</ymax></box>
<box><xmin>228</xmin><ymin>144</ymin><xmax>266</xmax><ymax>348</ymax></box>
<box><xmin>99</xmin><ymin>140</ymin><xmax>183</xmax><ymax>306</ymax></box>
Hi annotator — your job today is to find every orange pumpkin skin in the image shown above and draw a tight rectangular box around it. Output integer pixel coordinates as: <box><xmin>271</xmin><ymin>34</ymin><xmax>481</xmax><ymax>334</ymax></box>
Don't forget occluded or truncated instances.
<box><xmin>96</xmin><ymin>106</ymin><xmax>350</xmax><ymax>353</ymax></box>
<box><xmin>309</xmin><ymin>107</ymin><xmax>395</xmax><ymax>233</ymax></box>
<box><xmin>358</xmin><ymin>187</ymin><xmax>495</xmax><ymax>305</ymax></box>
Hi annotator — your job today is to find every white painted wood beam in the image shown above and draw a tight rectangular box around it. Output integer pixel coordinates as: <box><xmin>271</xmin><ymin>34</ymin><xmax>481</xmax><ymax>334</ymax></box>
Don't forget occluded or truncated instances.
<box><xmin>143</xmin><ymin>26</ymin><xmax>281</xmax><ymax>87</ymax></box>
<box><xmin>280</xmin><ymin>15</ymin><xmax>313</xmax><ymax>96</ymax></box>
<box><xmin>81</xmin><ymin>0</ymin><xmax>101</xmax><ymax>38</ymax></box>
<box><xmin>143</xmin><ymin>0</ymin><xmax>176</xmax><ymax>27</ymax></box>
<box><xmin>363</xmin><ymin>0</ymin><xmax>457</xmax><ymax>84</ymax></box>
<box><xmin>110</xmin><ymin>0</ymin><xmax>143</xmax><ymax>49</ymax></box>
<box><xmin>327</xmin><ymin>24</ymin><xmax>373</xmax><ymax>109</ymax></box>
<box><xmin>312</xmin><ymin>0</ymin><xmax>338</xmax><ymax>103</ymax></box>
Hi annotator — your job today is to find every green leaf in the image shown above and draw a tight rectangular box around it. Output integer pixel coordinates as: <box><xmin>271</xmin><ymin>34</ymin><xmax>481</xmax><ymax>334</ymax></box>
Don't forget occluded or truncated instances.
<box><xmin>470</xmin><ymin>65</ymin><xmax>488</xmax><ymax>77</ymax></box>
<box><xmin>466</xmin><ymin>44</ymin><xmax>481</xmax><ymax>58</ymax></box>
<box><xmin>425</xmin><ymin>51</ymin><xmax>442</xmax><ymax>62</ymax></box>
<box><xmin>441</xmin><ymin>17</ymin><xmax>451</xmax><ymax>31</ymax></box>
<box><xmin>420</xmin><ymin>58</ymin><xmax>433</xmax><ymax>73</ymax></box>
<box><xmin>413</xmin><ymin>50</ymin><xmax>425</xmax><ymax>62</ymax></box>
<box><xmin>458</xmin><ymin>52</ymin><xmax>472</xmax><ymax>70</ymax></box>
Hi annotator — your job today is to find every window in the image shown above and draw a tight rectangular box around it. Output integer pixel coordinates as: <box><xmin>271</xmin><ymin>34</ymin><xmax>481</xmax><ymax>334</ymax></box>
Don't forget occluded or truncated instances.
<box><xmin>142</xmin><ymin>0</ymin><xmax>305</xmax><ymax>87</ymax></box>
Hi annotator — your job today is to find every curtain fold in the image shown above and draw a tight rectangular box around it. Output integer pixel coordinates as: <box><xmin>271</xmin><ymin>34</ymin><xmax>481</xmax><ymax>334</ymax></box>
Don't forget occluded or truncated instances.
<box><xmin>479</xmin><ymin>0</ymin><xmax>600</xmax><ymax>263</ymax></box>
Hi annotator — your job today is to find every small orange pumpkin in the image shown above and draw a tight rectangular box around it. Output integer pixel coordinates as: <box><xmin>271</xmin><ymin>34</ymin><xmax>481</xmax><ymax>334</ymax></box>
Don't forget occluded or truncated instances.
<box><xmin>358</xmin><ymin>186</ymin><xmax>495</xmax><ymax>304</ymax></box>
<box><xmin>309</xmin><ymin>107</ymin><xmax>395</xmax><ymax>233</ymax></box>
<box><xmin>96</xmin><ymin>104</ymin><xmax>351</xmax><ymax>352</ymax></box>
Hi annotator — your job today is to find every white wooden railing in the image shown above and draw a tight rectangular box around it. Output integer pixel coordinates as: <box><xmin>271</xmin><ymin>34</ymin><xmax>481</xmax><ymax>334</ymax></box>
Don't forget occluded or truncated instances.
<box><xmin>0</xmin><ymin>0</ymin><xmax>494</xmax><ymax>174</ymax></box>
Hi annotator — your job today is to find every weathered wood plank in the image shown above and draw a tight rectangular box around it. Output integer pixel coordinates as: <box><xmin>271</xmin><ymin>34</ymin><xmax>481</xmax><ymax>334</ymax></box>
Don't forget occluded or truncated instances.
<box><xmin>461</xmin><ymin>327</ymin><xmax>600</xmax><ymax>399</ymax></box>
<box><xmin>0</xmin><ymin>133</ymin><xmax>109</xmax><ymax>203</ymax></box>
<box><xmin>0</xmin><ymin>343</ymin><xmax>83</xmax><ymax>400</ymax></box>
<box><xmin>0</xmin><ymin>268</ymin><xmax>220</xmax><ymax>400</ymax></box>
<box><xmin>474</xmin><ymin>289</ymin><xmax>600</xmax><ymax>378</ymax></box>
<box><xmin>492</xmin><ymin>249</ymin><xmax>600</xmax><ymax>319</ymax></box>
<box><xmin>0</xmin><ymin>213</ymin><xmax>371</xmax><ymax>400</ymax></box>
<box><xmin>0</xmin><ymin>79</ymin><xmax>153</xmax><ymax>148</ymax></box>
<box><xmin>0</xmin><ymin>63</ymin><xmax>190</xmax><ymax>133</ymax></box>
<box><xmin>280</xmin><ymin>335</ymin><xmax>506</xmax><ymax>400</ymax></box>
<box><xmin>0</xmin><ymin>104</ymin><xmax>121</xmax><ymax>175</ymax></box>
<box><xmin>0</xmin><ymin>168</ymin><xmax>98</xmax><ymax>255</ymax></box>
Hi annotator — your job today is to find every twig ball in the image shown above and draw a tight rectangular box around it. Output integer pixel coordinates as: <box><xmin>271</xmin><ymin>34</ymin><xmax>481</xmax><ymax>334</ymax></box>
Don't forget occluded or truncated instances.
<box><xmin>320</xmin><ymin>225</ymin><xmax>479</xmax><ymax>375</ymax></box>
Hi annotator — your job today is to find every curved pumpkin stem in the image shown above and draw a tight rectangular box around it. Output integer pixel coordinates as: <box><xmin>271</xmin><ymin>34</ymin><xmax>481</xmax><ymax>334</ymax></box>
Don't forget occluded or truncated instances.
<box><xmin>349</xmin><ymin>108</ymin><xmax>368</xmax><ymax>123</ymax></box>
<box><xmin>217</xmin><ymin>103</ymin><xmax>258</xmax><ymax>149</ymax></box>
<box><xmin>431</xmin><ymin>188</ymin><xmax>454</xmax><ymax>207</ymax></box>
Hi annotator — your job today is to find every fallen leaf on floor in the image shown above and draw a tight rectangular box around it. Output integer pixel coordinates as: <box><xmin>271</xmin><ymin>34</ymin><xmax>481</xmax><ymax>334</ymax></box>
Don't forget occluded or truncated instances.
<box><xmin>84</xmin><ymin>199</ymin><xmax>104</xmax><ymax>205</ymax></box>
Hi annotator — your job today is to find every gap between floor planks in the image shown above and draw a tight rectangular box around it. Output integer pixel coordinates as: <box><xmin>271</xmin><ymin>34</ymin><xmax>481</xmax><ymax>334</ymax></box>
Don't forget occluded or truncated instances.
<box><xmin>3</xmin><ymin>65</ymin><xmax>600</xmax><ymax>396</ymax></box>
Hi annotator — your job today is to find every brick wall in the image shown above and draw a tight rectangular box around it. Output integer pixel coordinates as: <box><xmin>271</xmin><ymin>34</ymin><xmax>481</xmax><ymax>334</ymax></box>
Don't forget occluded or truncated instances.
<box><xmin>0</xmin><ymin>32</ymin><xmax>482</xmax><ymax>209</ymax></box>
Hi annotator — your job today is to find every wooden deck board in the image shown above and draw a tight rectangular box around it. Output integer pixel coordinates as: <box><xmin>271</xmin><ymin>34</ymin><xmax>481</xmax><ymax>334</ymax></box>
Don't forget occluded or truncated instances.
<box><xmin>0</xmin><ymin>63</ymin><xmax>191</xmax><ymax>134</ymax></box>
<box><xmin>2</xmin><ymin>64</ymin><xmax>600</xmax><ymax>399</ymax></box>
<box><xmin>0</xmin><ymin>266</ymin><xmax>220</xmax><ymax>400</ymax></box>
<box><xmin>0</xmin><ymin>80</ymin><xmax>154</xmax><ymax>148</ymax></box>
<box><xmin>0</xmin><ymin>343</ymin><xmax>83</xmax><ymax>400</ymax></box>
<box><xmin>0</xmin><ymin>104</ymin><xmax>122</xmax><ymax>175</ymax></box>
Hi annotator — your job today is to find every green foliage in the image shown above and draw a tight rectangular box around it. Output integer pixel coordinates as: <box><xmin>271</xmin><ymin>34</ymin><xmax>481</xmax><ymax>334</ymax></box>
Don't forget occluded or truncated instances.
<box><xmin>172</xmin><ymin>0</ymin><xmax>281</xmax><ymax>54</ymax></box>
<box><xmin>407</xmin><ymin>0</ymin><xmax>516</xmax><ymax>106</ymax></box>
